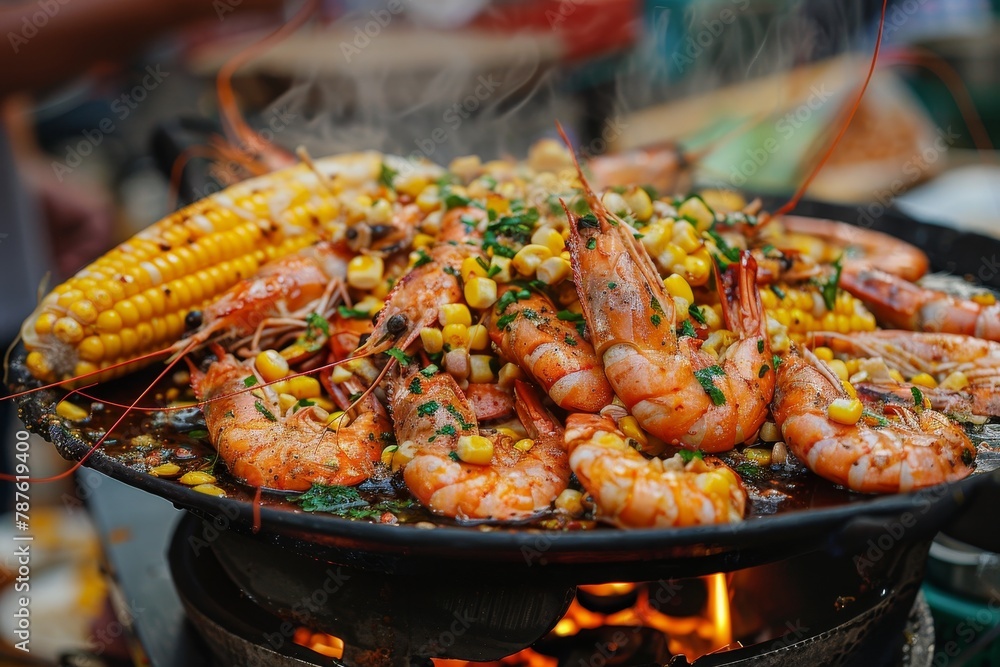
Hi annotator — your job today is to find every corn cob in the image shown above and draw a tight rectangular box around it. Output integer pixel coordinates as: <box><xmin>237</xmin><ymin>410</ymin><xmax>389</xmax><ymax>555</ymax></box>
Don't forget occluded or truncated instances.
<box><xmin>19</xmin><ymin>156</ymin><xmax>376</xmax><ymax>384</ymax></box>
<box><xmin>760</xmin><ymin>283</ymin><xmax>877</xmax><ymax>344</ymax></box>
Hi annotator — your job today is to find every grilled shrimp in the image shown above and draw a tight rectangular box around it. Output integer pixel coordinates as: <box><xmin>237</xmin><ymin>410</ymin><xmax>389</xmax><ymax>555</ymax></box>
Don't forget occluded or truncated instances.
<box><xmin>190</xmin><ymin>347</ymin><xmax>387</xmax><ymax>491</ymax></box>
<box><xmin>813</xmin><ymin>330</ymin><xmax>1000</xmax><ymax>417</ymax></box>
<box><xmin>390</xmin><ymin>367</ymin><xmax>568</xmax><ymax>521</ymax></box>
<box><xmin>771</xmin><ymin>348</ymin><xmax>975</xmax><ymax>493</ymax></box>
<box><xmin>566</xmin><ymin>200</ymin><xmax>773</xmax><ymax>452</ymax></box>
<box><xmin>486</xmin><ymin>285</ymin><xmax>613</xmax><ymax>412</ymax></box>
<box><xmin>564</xmin><ymin>414</ymin><xmax>746</xmax><ymax>528</ymax></box>
<box><xmin>838</xmin><ymin>266</ymin><xmax>1000</xmax><ymax>341</ymax></box>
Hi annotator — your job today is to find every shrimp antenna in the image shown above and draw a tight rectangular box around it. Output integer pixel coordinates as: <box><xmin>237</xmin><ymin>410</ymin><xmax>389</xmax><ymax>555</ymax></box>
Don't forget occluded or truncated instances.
<box><xmin>774</xmin><ymin>0</ymin><xmax>888</xmax><ymax>218</ymax></box>
<box><xmin>0</xmin><ymin>339</ymin><xmax>199</xmax><ymax>485</ymax></box>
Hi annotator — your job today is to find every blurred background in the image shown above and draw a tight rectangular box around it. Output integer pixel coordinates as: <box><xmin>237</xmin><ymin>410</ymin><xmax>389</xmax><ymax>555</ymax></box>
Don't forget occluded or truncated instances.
<box><xmin>1</xmin><ymin>0</ymin><xmax>999</xmax><ymax>664</ymax></box>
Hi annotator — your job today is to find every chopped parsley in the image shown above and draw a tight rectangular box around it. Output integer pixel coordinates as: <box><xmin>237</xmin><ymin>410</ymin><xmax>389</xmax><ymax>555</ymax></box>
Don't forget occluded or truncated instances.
<box><xmin>243</xmin><ymin>375</ymin><xmax>258</xmax><ymax>388</ymax></box>
<box><xmin>337</xmin><ymin>305</ymin><xmax>371</xmax><ymax>319</ymax></box>
<box><xmin>305</xmin><ymin>312</ymin><xmax>330</xmax><ymax>340</ymax></box>
<box><xmin>379</xmin><ymin>163</ymin><xmax>397</xmax><ymax>189</ymax></box>
<box><xmin>487</xmin><ymin>264</ymin><xmax>501</xmax><ymax>278</ymax></box>
<box><xmin>820</xmin><ymin>256</ymin><xmax>843</xmax><ymax>312</ymax></box>
<box><xmin>757</xmin><ymin>339</ymin><xmax>765</xmax><ymax>353</ymax></box>
<box><xmin>911</xmin><ymin>386</ymin><xmax>924</xmax><ymax>408</ymax></box>
<box><xmin>292</xmin><ymin>483</ymin><xmax>418</xmax><ymax>519</ymax></box>
<box><xmin>497</xmin><ymin>313</ymin><xmax>518</xmax><ymax>330</ymax></box>
<box><xmin>254</xmin><ymin>401</ymin><xmax>276</xmax><ymax>422</ymax></box>
<box><xmin>586</xmin><ymin>237</ymin><xmax>597</xmax><ymax>250</ymax></box>
<box><xmin>475</xmin><ymin>256</ymin><xmax>490</xmax><ymax>273</ymax></box>
<box><xmin>607</xmin><ymin>282</ymin><xmax>618</xmax><ymax>290</ymax></box>
<box><xmin>443</xmin><ymin>192</ymin><xmax>471</xmax><ymax>209</ymax></box>
<box><xmin>522</xmin><ymin>308</ymin><xmax>540</xmax><ymax>321</ymax></box>
<box><xmin>758</xmin><ymin>364</ymin><xmax>770</xmax><ymax>378</ymax></box>
<box><xmin>578</xmin><ymin>213</ymin><xmax>599</xmax><ymax>228</ymax></box>
<box><xmin>187</xmin><ymin>429</ymin><xmax>208</xmax><ymax>439</ymax></box>
<box><xmin>651</xmin><ymin>314</ymin><xmax>662</xmax><ymax>327</ymax></box>
<box><xmin>417</xmin><ymin>401</ymin><xmax>439</xmax><ymax>416</ymax></box>
<box><xmin>694</xmin><ymin>365</ymin><xmax>727</xmax><ymax>405</ymax></box>
<box><xmin>678</xmin><ymin>449</ymin><xmax>704</xmax><ymax>463</ymax></box>
<box><xmin>677</xmin><ymin>319</ymin><xmax>697</xmax><ymax>338</ymax></box>
<box><xmin>862</xmin><ymin>409</ymin><xmax>889</xmax><ymax>427</ymax></box>
<box><xmin>420</xmin><ymin>364</ymin><xmax>439</xmax><ymax>378</ymax></box>
<box><xmin>557</xmin><ymin>310</ymin><xmax>584</xmax><ymax>322</ymax></box>
<box><xmin>413</xmin><ymin>248</ymin><xmax>432</xmax><ymax>268</ymax></box>
<box><xmin>706</xmin><ymin>229</ymin><xmax>741</xmax><ymax>263</ymax></box>
<box><xmin>496</xmin><ymin>290</ymin><xmax>519</xmax><ymax>313</ymax></box>
<box><xmin>689</xmin><ymin>304</ymin><xmax>706</xmax><ymax>324</ymax></box>
<box><xmin>772</xmin><ymin>354</ymin><xmax>783</xmax><ymax>369</ymax></box>
<box><xmin>445</xmin><ymin>404</ymin><xmax>474</xmax><ymax>431</ymax></box>
<box><xmin>565</xmin><ymin>334</ymin><xmax>578</xmax><ymax>346</ymax></box>
<box><xmin>448</xmin><ymin>451</ymin><xmax>460</xmax><ymax>462</ymax></box>
<box><xmin>771</xmin><ymin>284</ymin><xmax>787</xmax><ymax>300</ymax></box>
<box><xmin>294</xmin><ymin>398</ymin><xmax>315</xmax><ymax>412</ymax></box>
<box><xmin>409</xmin><ymin>377</ymin><xmax>423</xmax><ymax>395</ymax></box>
<box><xmin>386</xmin><ymin>348</ymin><xmax>413</xmax><ymax>365</ymax></box>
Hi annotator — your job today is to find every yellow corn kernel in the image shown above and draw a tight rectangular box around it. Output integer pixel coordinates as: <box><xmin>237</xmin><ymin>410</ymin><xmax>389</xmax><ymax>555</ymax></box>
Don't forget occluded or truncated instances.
<box><xmin>841</xmin><ymin>380</ymin><xmax>858</xmax><ymax>400</ymax></box>
<box><xmin>420</xmin><ymin>327</ymin><xmax>444</xmax><ymax>354</ymax></box>
<box><xmin>536</xmin><ymin>257</ymin><xmax>571</xmax><ymax>286</ymax></box>
<box><xmin>497</xmin><ymin>362</ymin><xmax>523</xmax><ymax>388</ymax></box>
<box><xmin>255</xmin><ymin>349</ymin><xmax>290</xmax><ymax>383</ymax></box>
<box><xmin>531</xmin><ymin>227</ymin><xmax>566</xmax><ymax>255</ymax></box>
<box><xmin>324</xmin><ymin>411</ymin><xmax>346</xmax><ymax>428</ymax></box>
<box><xmin>759</xmin><ymin>421</ymin><xmax>781</xmax><ymax>442</ymax></box>
<box><xmin>286</xmin><ymin>376</ymin><xmax>321</xmax><ymax>400</ymax></box>
<box><xmin>415</xmin><ymin>185</ymin><xmax>440</xmax><ymax>213</ymax></box>
<box><xmin>846</xmin><ymin>359</ymin><xmax>861</xmax><ymax>375</ymax></box>
<box><xmin>512</xmin><ymin>244</ymin><xmax>553</xmax><ymax>276</ymax></box>
<box><xmin>745</xmin><ymin>447</ymin><xmax>772</xmax><ymax>465</ymax></box>
<box><xmin>442</xmin><ymin>323</ymin><xmax>469</xmax><ymax>349</ymax></box>
<box><xmin>814</xmin><ymin>347</ymin><xmax>834</xmax><ymax>362</ymax></box>
<box><xmin>940</xmin><ymin>371</ymin><xmax>970</xmax><ymax>391</ymax></box>
<box><xmin>828</xmin><ymin>398</ymin><xmax>863</xmax><ymax>425</ymax></box>
<box><xmin>972</xmin><ymin>292</ymin><xmax>996</xmax><ymax>306</ymax></box>
<box><xmin>461</xmin><ymin>256</ymin><xmax>488</xmax><ymax>280</ymax></box>
<box><xmin>56</xmin><ymin>400</ymin><xmax>89</xmax><ymax>422</ymax></box>
<box><xmin>888</xmin><ymin>369</ymin><xmax>905</xmax><ymax>383</ymax></box>
<box><xmin>678</xmin><ymin>197</ymin><xmax>715</xmax><ymax>231</ymax></box>
<box><xmin>672</xmin><ymin>223</ymin><xmax>701</xmax><ymax>254</ymax></box>
<box><xmin>278</xmin><ymin>393</ymin><xmax>298</xmax><ymax>413</ymax></box>
<box><xmin>464</xmin><ymin>276</ymin><xmax>498</xmax><ymax>309</ymax></box>
<box><xmin>554</xmin><ymin>489</ymin><xmax>584</xmax><ymax>516</ymax></box>
<box><xmin>619</xmin><ymin>416</ymin><xmax>648</xmax><ymax>447</ymax></box>
<box><xmin>369</xmin><ymin>198</ymin><xmax>392</xmax><ymax>224</ymax></box>
<box><xmin>457</xmin><ymin>435</ymin><xmax>494</xmax><ymax>465</ymax></box>
<box><xmin>490</xmin><ymin>256</ymin><xmax>513</xmax><ymax>283</ymax></box>
<box><xmin>439</xmin><ymin>303</ymin><xmax>472</xmax><ymax>327</ymax></box>
<box><xmin>179</xmin><ymin>471</ymin><xmax>217</xmax><ymax>486</ymax></box>
<box><xmin>663</xmin><ymin>274</ymin><xmax>694</xmax><ymax>304</ymax></box>
<box><xmin>910</xmin><ymin>373</ymin><xmax>937</xmax><ymax>388</ymax></box>
<box><xmin>828</xmin><ymin>359</ymin><xmax>849</xmax><ymax>382</ymax></box>
<box><xmin>329</xmin><ymin>366</ymin><xmax>354</xmax><ymax>387</ymax></box>
<box><xmin>347</xmin><ymin>255</ymin><xmax>384</xmax><ymax>290</ymax></box>
<box><xmin>514</xmin><ymin>438</ymin><xmax>534</xmax><ymax>452</ymax></box>
<box><xmin>311</xmin><ymin>396</ymin><xmax>335</xmax><ymax>412</ymax></box>
<box><xmin>684</xmin><ymin>251</ymin><xmax>712</xmax><ymax>287</ymax></box>
<box><xmin>469</xmin><ymin>354</ymin><xmax>494</xmax><ymax>383</ymax></box>
<box><xmin>149</xmin><ymin>463</ymin><xmax>181</xmax><ymax>478</ymax></box>
<box><xmin>381</xmin><ymin>445</ymin><xmax>399</xmax><ymax>468</ymax></box>
<box><xmin>467</xmin><ymin>324</ymin><xmax>489</xmax><ymax>351</ymax></box>
<box><xmin>412</xmin><ymin>233</ymin><xmax>436</xmax><ymax>249</ymax></box>
<box><xmin>354</xmin><ymin>295</ymin><xmax>384</xmax><ymax>315</ymax></box>
<box><xmin>53</xmin><ymin>317</ymin><xmax>85</xmax><ymax>344</ymax></box>
<box><xmin>624</xmin><ymin>186</ymin><xmax>653</xmax><ymax>221</ymax></box>
<box><xmin>699</xmin><ymin>470</ymin><xmax>733</xmax><ymax>497</ymax></box>
<box><xmin>192</xmin><ymin>483</ymin><xmax>226</xmax><ymax>497</ymax></box>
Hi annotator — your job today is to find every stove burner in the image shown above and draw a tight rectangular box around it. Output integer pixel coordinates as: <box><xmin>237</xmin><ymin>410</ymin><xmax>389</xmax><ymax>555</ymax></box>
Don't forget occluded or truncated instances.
<box><xmin>168</xmin><ymin>514</ymin><xmax>937</xmax><ymax>667</ymax></box>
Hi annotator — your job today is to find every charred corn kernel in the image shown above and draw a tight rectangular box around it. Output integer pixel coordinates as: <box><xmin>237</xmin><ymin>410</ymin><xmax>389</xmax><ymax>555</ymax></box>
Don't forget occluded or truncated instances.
<box><xmin>760</xmin><ymin>421</ymin><xmax>781</xmax><ymax>442</ymax></box>
<box><xmin>464</xmin><ymin>276</ymin><xmax>498</xmax><ymax>309</ymax></box>
<box><xmin>469</xmin><ymin>355</ymin><xmax>494</xmax><ymax>383</ymax></box>
<box><xmin>512</xmin><ymin>244</ymin><xmax>552</xmax><ymax>276</ymax></box>
<box><xmin>381</xmin><ymin>444</ymin><xmax>398</xmax><ymax>468</ymax></box>
<box><xmin>910</xmin><ymin>373</ymin><xmax>937</xmax><ymax>388</ymax></box>
<box><xmin>536</xmin><ymin>257</ymin><xmax>571</xmax><ymax>286</ymax></box>
<box><xmin>439</xmin><ymin>303</ymin><xmax>472</xmax><ymax>327</ymax></box>
<box><xmin>841</xmin><ymin>380</ymin><xmax>858</xmax><ymax>400</ymax></box>
<box><xmin>330</xmin><ymin>366</ymin><xmax>354</xmax><ymax>385</ymax></box>
<box><xmin>745</xmin><ymin>447</ymin><xmax>772</xmax><ymax>465</ymax></box>
<box><xmin>179</xmin><ymin>471</ymin><xmax>217</xmax><ymax>486</ymax></box>
<box><xmin>972</xmin><ymin>292</ymin><xmax>997</xmax><ymax>306</ymax></box>
<box><xmin>286</xmin><ymin>376</ymin><xmax>321</xmax><ymax>400</ymax></box>
<box><xmin>347</xmin><ymin>255</ymin><xmax>384</xmax><ymax>290</ymax></box>
<box><xmin>461</xmin><ymin>256</ymin><xmax>488</xmax><ymax>280</ymax></box>
<box><xmin>278</xmin><ymin>393</ymin><xmax>298</xmax><ymax>413</ymax></box>
<box><xmin>457</xmin><ymin>435</ymin><xmax>494</xmax><ymax>465</ymax></box>
<box><xmin>888</xmin><ymin>369</ymin><xmax>905</xmax><ymax>383</ymax></box>
<box><xmin>149</xmin><ymin>463</ymin><xmax>181</xmax><ymax>478</ymax></box>
<box><xmin>624</xmin><ymin>186</ymin><xmax>653</xmax><ymax>221</ymax></box>
<box><xmin>192</xmin><ymin>483</ymin><xmax>226</xmax><ymax>497</ymax></box>
<box><xmin>354</xmin><ymin>295</ymin><xmax>384</xmax><ymax>315</ymax></box>
<box><xmin>415</xmin><ymin>185</ymin><xmax>440</xmax><ymax>213</ymax></box>
<box><xmin>555</xmin><ymin>489</ymin><xmax>584</xmax><ymax>516</ymax></box>
<box><xmin>412</xmin><ymin>233</ymin><xmax>435</xmax><ymax>249</ymax></box>
<box><xmin>255</xmin><ymin>350</ymin><xmax>290</xmax><ymax>383</ymax></box>
<box><xmin>619</xmin><ymin>416</ymin><xmax>648</xmax><ymax>447</ymax></box>
<box><xmin>827</xmin><ymin>359</ymin><xmax>849</xmax><ymax>382</ymax></box>
<box><xmin>532</xmin><ymin>227</ymin><xmax>565</xmax><ymax>255</ymax></box>
<box><xmin>684</xmin><ymin>252</ymin><xmax>712</xmax><ymax>287</ymax></box>
<box><xmin>513</xmin><ymin>438</ymin><xmax>534</xmax><ymax>452</ymax></box>
<box><xmin>672</xmin><ymin>223</ymin><xmax>701</xmax><ymax>254</ymax></box>
<box><xmin>444</xmin><ymin>348</ymin><xmax>470</xmax><ymax>381</ymax></box>
<box><xmin>678</xmin><ymin>197</ymin><xmax>714</xmax><ymax>231</ymax></box>
<box><xmin>828</xmin><ymin>398</ymin><xmax>863</xmax><ymax>425</ymax></box>
<box><xmin>497</xmin><ymin>361</ymin><xmax>523</xmax><ymax>388</ymax></box>
<box><xmin>442</xmin><ymin>323</ymin><xmax>469</xmax><ymax>349</ymax></box>
<box><xmin>490</xmin><ymin>256</ymin><xmax>513</xmax><ymax>283</ymax></box>
<box><xmin>814</xmin><ymin>347</ymin><xmax>834</xmax><ymax>362</ymax></box>
<box><xmin>420</xmin><ymin>327</ymin><xmax>444</xmax><ymax>353</ymax></box>
<box><xmin>663</xmin><ymin>274</ymin><xmax>694</xmax><ymax>304</ymax></box>
<box><xmin>467</xmin><ymin>324</ymin><xmax>489</xmax><ymax>350</ymax></box>
<box><xmin>56</xmin><ymin>400</ymin><xmax>89</xmax><ymax>422</ymax></box>
<box><xmin>940</xmin><ymin>371</ymin><xmax>970</xmax><ymax>391</ymax></box>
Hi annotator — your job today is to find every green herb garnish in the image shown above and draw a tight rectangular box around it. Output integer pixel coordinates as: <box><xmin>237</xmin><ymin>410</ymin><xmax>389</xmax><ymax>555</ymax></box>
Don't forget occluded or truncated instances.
<box><xmin>694</xmin><ymin>365</ymin><xmax>727</xmax><ymax>405</ymax></box>
<box><xmin>255</xmin><ymin>401</ymin><xmax>277</xmax><ymax>422</ymax></box>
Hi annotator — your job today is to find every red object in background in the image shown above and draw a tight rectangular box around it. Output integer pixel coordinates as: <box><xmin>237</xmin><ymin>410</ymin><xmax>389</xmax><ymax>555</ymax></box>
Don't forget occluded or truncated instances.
<box><xmin>471</xmin><ymin>0</ymin><xmax>639</xmax><ymax>61</ymax></box>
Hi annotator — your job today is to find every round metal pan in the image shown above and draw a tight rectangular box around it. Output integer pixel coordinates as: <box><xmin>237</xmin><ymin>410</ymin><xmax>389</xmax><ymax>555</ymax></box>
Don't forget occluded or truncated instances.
<box><xmin>8</xmin><ymin>200</ymin><xmax>1000</xmax><ymax>582</ymax></box>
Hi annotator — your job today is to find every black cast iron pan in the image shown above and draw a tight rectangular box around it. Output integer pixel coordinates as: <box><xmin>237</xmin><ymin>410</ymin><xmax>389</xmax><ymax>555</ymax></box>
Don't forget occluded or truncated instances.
<box><xmin>8</xmin><ymin>200</ymin><xmax>1000</xmax><ymax>583</ymax></box>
